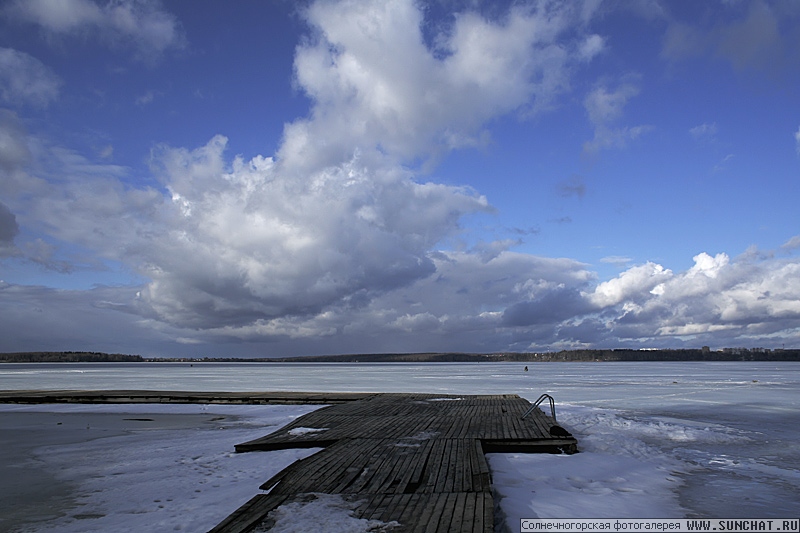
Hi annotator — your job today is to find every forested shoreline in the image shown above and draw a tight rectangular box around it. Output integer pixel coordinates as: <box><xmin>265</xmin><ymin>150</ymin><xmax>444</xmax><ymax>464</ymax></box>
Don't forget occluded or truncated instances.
<box><xmin>0</xmin><ymin>352</ymin><xmax>145</xmax><ymax>362</ymax></box>
<box><xmin>2</xmin><ymin>348</ymin><xmax>799</xmax><ymax>363</ymax></box>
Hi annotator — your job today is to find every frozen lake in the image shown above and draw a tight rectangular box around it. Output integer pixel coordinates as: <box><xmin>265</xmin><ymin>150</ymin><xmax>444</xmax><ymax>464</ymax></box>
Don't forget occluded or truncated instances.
<box><xmin>1</xmin><ymin>361</ymin><xmax>798</xmax><ymax>531</ymax></box>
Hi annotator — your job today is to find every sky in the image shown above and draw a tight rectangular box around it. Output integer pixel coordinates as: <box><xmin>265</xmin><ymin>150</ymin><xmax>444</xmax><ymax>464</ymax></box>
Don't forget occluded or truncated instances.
<box><xmin>1</xmin><ymin>0</ymin><xmax>799</xmax><ymax>358</ymax></box>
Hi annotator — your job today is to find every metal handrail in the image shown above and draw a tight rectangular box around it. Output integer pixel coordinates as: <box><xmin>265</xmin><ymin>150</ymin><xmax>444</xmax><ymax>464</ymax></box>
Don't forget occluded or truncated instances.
<box><xmin>521</xmin><ymin>393</ymin><xmax>557</xmax><ymax>421</ymax></box>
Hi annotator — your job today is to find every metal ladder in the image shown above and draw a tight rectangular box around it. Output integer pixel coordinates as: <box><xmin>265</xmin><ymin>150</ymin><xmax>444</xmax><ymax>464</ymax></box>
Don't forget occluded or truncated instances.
<box><xmin>520</xmin><ymin>393</ymin><xmax>557</xmax><ymax>422</ymax></box>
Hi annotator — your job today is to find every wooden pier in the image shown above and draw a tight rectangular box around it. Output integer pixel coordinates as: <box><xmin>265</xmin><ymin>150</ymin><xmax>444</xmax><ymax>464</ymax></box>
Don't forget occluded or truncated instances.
<box><xmin>0</xmin><ymin>390</ymin><xmax>578</xmax><ymax>532</ymax></box>
<box><xmin>212</xmin><ymin>393</ymin><xmax>577</xmax><ymax>533</ymax></box>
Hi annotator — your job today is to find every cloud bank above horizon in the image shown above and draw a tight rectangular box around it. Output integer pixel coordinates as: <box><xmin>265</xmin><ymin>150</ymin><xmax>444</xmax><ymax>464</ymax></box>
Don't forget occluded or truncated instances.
<box><xmin>1</xmin><ymin>0</ymin><xmax>799</xmax><ymax>356</ymax></box>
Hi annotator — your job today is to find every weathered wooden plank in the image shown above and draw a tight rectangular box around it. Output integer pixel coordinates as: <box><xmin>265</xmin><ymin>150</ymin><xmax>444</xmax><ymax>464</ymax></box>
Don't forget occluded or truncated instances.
<box><xmin>458</xmin><ymin>410</ymin><xmax>474</xmax><ymax>439</ymax></box>
<box><xmin>257</xmin><ymin>447</ymin><xmax>327</xmax><ymax>492</ymax></box>
<box><xmin>449</xmin><ymin>492</ymin><xmax>469</xmax><ymax>533</ymax></box>
<box><xmin>403</xmin><ymin>438</ymin><xmax>434</xmax><ymax>492</ymax></box>
<box><xmin>460</xmin><ymin>491</ymin><xmax>477</xmax><ymax>533</ymax></box>
<box><xmin>379</xmin><ymin>493</ymin><xmax>407</xmax><ymax>524</ymax></box>
<box><xmin>326</xmin><ymin>441</ymin><xmax>388</xmax><ymax>494</ymax></box>
<box><xmin>360</xmin><ymin>492</ymin><xmax>392</xmax><ymax>522</ymax></box>
<box><xmin>435</xmin><ymin>441</ymin><xmax>453</xmax><ymax>493</ymax></box>
<box><xmin>375</xmin><ymin>442</ymin><xmax>422</xmax><ymax>494</ymax></box>
<box><xmin>460</xmin><ymin>438</ymin><xmax>472</xmax><ymax>492</ymax></box>
<box><xmin>268</xmin><ymin>439</ymin><xmax>367</xmax><ymax>493</ymax></box>
<box><xmin>473</xmin><ymin>491</ymin><xmax>489</xmax><ymax>533</ymax></box>
<box><xmin>490</xmin><ymin>402</ymin><xmax>500</xmax><ymax>440</ymax></box>
<box><xmin>431</xmin><ymin>440</ymin><xmax>452</xmax><ymax>494</ymax></box>
<box><xmin>419</xmin><ymin>493</ymin><xmax>451</xmax><ymax>533</ymax></box>
<box><xmin>508</xmin><ymin>410</ymin><xmax>526</xmax><ymax>438</ymax></box>
<box><xmin>418</xmin><ymin>439</ymin><xmax>440</xmax><ymax>494</ymax></box>
<box><xmin>472</xmin><ymin>439</ymin><xmax>491</xmax><ymax>490</ymax></box>
<box><xmin>396</xmin><ymin>493</ymin><xmax>425</xmax><ymax>531</ymax></box>
<box><xmin>434</xmin><ymin>493</ymin><xmax>459</xmax><ymax>533</ymax></box>
<box><xmin>361</xmin><ymin>444</ymin><xmax>411</xmax><ymax>494</ymax></box>
<box><xmin>465</xmin><ymin>438</ymin><xmax>479</xmax><ymax>492</ymax></box>
<box><xmin>525</xmin><ymin>409</ymin><xmax>550</xmax><ymax>436</ymax></box>
<box><xmin>207</xmin><ymin>493</ymin><xmax>288</xmax><ymax>533</ymax></box>
<box><xmin>333</xmin><ymin>440</ymin><xmax>393</xmax><ymax>493</ymax></box>
<box><xmin>450</xmin><ymin>442</ymin><xmax>463</xmax><ymax>493</ymax></box>
<box><xmin>470</xmin><ymin>440</ymin><xmax>486</xmax><ymax>491</ymax></box>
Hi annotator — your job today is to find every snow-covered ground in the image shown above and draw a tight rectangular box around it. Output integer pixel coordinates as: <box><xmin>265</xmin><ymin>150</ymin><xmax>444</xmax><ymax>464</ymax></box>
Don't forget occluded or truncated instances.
<box><xmin>1</xmin><ymin>403</ymin><xmax>322</xmax><ymax>532</ymax></box>
<box><xmin>2</xmin><ymin>362</ymin><xmax>799</xmax><ymax>532</ymax></box>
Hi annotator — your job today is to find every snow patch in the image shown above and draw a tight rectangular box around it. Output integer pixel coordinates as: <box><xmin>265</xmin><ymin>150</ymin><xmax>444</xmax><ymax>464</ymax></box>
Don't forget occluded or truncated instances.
<box><xmin>288</xmin><ymin>426</ymin><xmax>329</xmax><ymax>436</ymax></box>
<box><xmin>427</xmin><ymin>397</ymin><xmax>463</xmax><ymax>401</ymax></box>
<box><xmin>408</xmin><ymin>430</ymin><xmax>438</xmax><ymax>440</ymax></box>
<box><xmin>253</xmin><ymin>493</ymin><xmax>400</xmax><ymax>533</ymax></box>
<box><xmin>489</xmin><ymin>404</ymin><xmax>690</xmax><ymax>522</ymax></box>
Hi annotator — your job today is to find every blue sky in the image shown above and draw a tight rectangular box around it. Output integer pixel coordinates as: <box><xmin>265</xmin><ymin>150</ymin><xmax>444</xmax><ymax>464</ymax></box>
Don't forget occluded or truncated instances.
<box><xmin>1</xmin><ymin>0</ymin><xmax>799</xmax><ymax>357</ymax></box>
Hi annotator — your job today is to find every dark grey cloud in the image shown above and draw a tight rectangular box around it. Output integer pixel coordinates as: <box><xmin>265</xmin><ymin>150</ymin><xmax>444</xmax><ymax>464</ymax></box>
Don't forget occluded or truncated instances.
<box><xmin>555</xmin><ymin>318</ymin><xmax>609</xmax><ymax>345</ymax></box>
<box><xmin>3</xmin><ymin>244</ymin><xmax>800</xmax><ymax>356</ymax></box>
<box><xmin>0</xmin><ymin>201</ymin><xmax>18</xmax><ymax>244</ymax></box>
<box><xmin>502</xmin><ymin>286</ymin><xmax>592</xmax><ymax>327</ymax></box>
<box><xmin>510</xmin><ymin>226</ymin><xmax>540</xmax><ymax>236</ymax></box>
<box><xmin>0</xmin><ymin>282</ymin><xmax>221</xmax><ymax>357</ymax></box>
<box><xmin>0</xmin><ymin>109</ymin><xmax>31</xmax><ymax>172</ymax></box>
<box><xmin>0</xmin><ymin>283</ymin><xmax>134</xmax><ymax>351</ymax></box>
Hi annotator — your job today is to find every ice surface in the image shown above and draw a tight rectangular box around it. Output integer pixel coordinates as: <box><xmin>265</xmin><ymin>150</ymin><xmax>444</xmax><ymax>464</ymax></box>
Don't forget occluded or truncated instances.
<box><xmin>1</xmin><ymin>403</ymin><xmax>322</xmax><ymax>533</ymax></box>
<box><xmin>2</xmin><ymin>361</ymin><xmax>799</xmax><ymax>531</ymax></box>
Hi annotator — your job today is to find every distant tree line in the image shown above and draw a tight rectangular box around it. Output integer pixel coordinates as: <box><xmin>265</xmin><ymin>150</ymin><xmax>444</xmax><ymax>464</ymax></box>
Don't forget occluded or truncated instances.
<box><xmin>270</xmin><ymin>348</ymin><xmax>800</xmax><ymax>363</ymax></box>
<box><xmin>269</xmin><ymin>352</ymin><xmax>508</xmax><ymax>363</ymax></box>
<box><xmin>2</xmin><ymin>348</ymin><xmax>798</xmax><ymax>363</ymax></box>
<box><xmin>510</xmin><ymin>348</ymin><xmax>800</xmax><ymax>362</ymax></box>
<box><xmin>0</xmin><ymin>352</ymin><xmax>144</xmax><ymax>363</ymax></box>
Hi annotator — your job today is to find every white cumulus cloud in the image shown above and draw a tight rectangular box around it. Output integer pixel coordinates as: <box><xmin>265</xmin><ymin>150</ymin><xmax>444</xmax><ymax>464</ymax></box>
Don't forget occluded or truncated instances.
<box><xmin>134</xmin><ymin>136</ymin><xmax>489</xmax><ymax>328</ymax></box>
<box><xmin>588</xmin><ymin>262</ymin><xmax>673</xmax><ymax>308</ymax></box>
<box><xmin>282</xmin><ymin>0</ymin><xmax>599</xmax><ymax>171</ymax></box>
<box><xmin>599</xmin><ymin>252</ymin><xmax>800</xmax><ymax>347</ymax></box>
